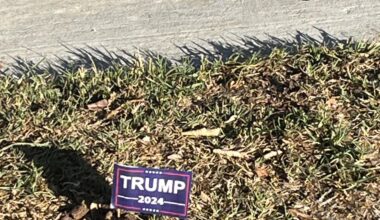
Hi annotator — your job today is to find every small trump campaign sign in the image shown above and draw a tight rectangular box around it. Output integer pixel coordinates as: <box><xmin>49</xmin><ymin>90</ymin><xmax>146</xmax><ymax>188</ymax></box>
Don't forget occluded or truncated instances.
<box><xmin>111</xmin><ymin>163</ymin><xmax>192</xmax><ymax>218</ymax></box>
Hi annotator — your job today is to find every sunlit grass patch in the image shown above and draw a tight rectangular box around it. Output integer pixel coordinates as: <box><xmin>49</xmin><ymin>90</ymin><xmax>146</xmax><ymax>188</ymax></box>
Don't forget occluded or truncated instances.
<box><xmin>0</xmin><ymin>40</ymin><xmax>379</xmax><ymax>219</ymax></box>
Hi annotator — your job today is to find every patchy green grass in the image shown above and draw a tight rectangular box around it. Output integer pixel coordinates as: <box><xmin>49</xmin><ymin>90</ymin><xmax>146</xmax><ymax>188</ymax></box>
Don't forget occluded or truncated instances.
<box><xmin>0</xmin><ymin>41</ymin><xmax>379</xmax><ymax>220</ymax></box>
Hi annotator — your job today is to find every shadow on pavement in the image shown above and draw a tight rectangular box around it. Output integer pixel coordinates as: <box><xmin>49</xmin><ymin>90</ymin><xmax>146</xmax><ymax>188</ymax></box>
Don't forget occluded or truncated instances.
<box><xmin>2</xmin><ymin>28</ymin><xmax>356</xmax><ymax>76</ymax></box>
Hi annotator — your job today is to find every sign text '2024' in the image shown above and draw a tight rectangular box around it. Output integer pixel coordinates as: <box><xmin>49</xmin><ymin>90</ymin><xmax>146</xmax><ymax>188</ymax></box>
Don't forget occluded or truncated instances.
<box><xmin>137</xmin><ymin>196</ymin><xmax>164</xmax><ymax>205</ymax></box>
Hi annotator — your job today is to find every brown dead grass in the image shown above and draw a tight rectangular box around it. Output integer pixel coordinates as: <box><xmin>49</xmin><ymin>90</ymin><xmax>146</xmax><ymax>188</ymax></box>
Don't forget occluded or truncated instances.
<box><xmin>0</xmin><ymin>41</ymin><xmax>379</xmax><ymax>219</ymax></box>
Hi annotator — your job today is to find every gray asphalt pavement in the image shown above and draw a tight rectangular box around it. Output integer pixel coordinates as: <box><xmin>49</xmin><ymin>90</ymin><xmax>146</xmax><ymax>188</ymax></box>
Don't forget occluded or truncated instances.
<box><xmin>0</xmin><ymin>0</ymin><xmax>379</xmax><ymax>65</ymax></box>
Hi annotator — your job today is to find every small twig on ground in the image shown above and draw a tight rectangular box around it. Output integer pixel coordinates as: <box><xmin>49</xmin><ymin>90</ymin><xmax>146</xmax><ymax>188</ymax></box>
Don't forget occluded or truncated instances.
<box><xmin>0</xmin><ymin>142</ymin><xmax>50</xmax><ymax>152</ymax></box>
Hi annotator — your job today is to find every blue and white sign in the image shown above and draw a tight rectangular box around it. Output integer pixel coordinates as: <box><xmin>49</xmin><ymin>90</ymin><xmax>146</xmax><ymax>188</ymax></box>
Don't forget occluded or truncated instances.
<box><xmin>111</xmin><ymin>163</ymin><xmax>192</xmax><ymax>218</ymax></box>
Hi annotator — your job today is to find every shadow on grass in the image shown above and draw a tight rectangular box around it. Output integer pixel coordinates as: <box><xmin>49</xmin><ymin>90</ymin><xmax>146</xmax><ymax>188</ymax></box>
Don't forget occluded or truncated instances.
<box><xmin>15</xmin><ymin>145</ymin><xmax>156</xmax><ymax>219</ymax></box>
<box><xmin>16</xmin><ymin>145</ymin><xmax>112</xmax><ymax>218</ymax></box>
